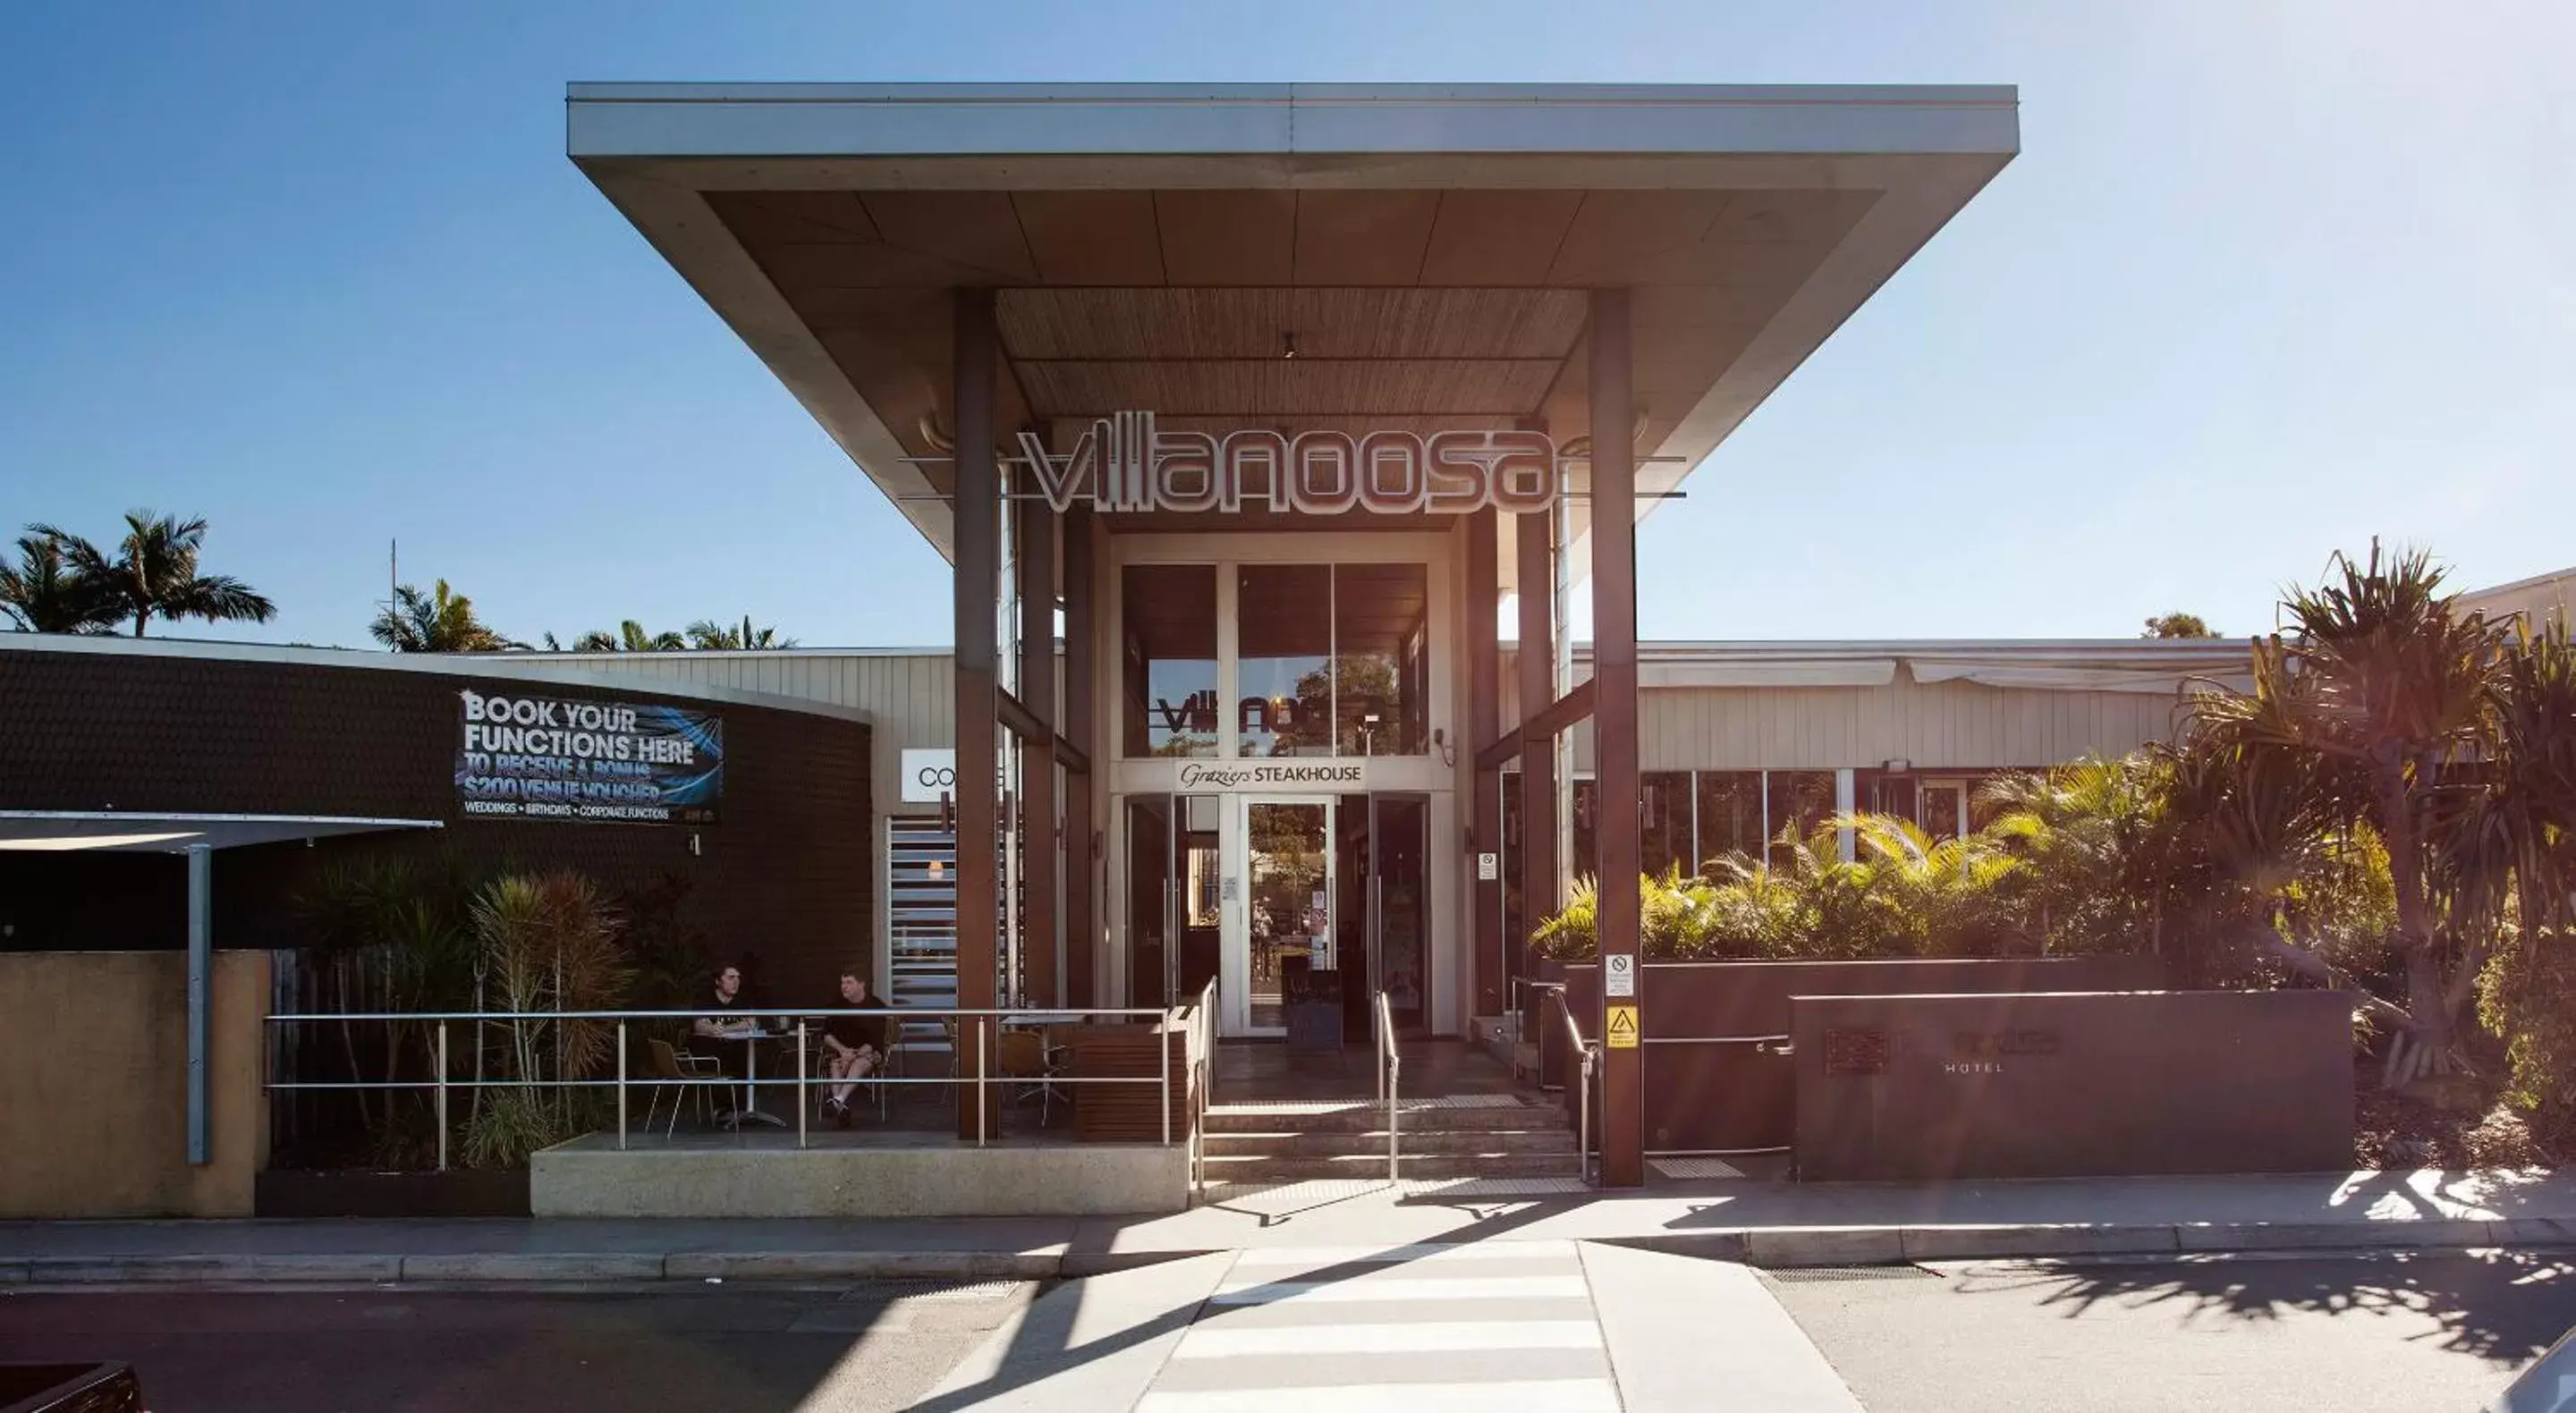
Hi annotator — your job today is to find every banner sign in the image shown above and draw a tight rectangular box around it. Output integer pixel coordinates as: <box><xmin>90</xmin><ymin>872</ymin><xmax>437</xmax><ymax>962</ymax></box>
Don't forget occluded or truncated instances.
<box><xmin>455</xmin><ymin>690</ymin><xmax>722</xmax><ymax>825</ymax></box>
<box><xmin>1012</xmin><ymin>410</ymin><xmax>1559</xmax><ymax>517</ymax></box>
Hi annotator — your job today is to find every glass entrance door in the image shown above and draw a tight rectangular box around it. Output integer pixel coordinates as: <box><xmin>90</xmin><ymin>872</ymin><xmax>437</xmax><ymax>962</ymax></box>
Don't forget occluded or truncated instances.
<box><xmin>1370</xmin><ymin>795</ymin><xmax>1429</xmax><ymax>1036</ymax></box>
<box><xmin>1124</xmin><ymin>794</ymin><xmax>1220</xmax><ymax>1009</ymax></box>
<box><xmin>1233</xmin><ymin>798</ymin><xmax>1332</xmax><ymax>1037</ymax></box>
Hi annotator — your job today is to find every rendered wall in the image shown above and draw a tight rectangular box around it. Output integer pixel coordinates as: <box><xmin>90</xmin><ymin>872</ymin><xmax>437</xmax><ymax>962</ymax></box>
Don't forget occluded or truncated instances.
<box><xmin>1555</xmin><ymin>955</ymin><xmax>2165</xmax><ymax>1154</ymax></box>
<box><xmin>0</xmin><ymin>951</ymin><xmax>270</xmax><ymax>1218</ymax></box>
<box><xmin>1792</xmin><ymin>988</ymin><xmax>2354</xmax><ymax>1181</ymax></box>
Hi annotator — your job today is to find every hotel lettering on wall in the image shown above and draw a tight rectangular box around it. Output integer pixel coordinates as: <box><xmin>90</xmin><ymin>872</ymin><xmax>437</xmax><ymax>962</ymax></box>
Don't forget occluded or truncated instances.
<box><xmin>454</xmin><ymin>690</ymin><xmax>723</xmax><ymax>825</ymax></box>
<box><xmin>1012</xmin><ymin>411</ymin><xmax>1559</xmax><ymax>516</ymax></box>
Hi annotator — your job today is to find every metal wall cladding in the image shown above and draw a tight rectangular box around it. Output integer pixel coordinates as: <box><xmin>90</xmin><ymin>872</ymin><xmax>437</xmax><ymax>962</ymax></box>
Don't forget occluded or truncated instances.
<box><xmin>0</xmin><ymin>650</ymin><xmax>873</xmax><ymax>1005</ymax></box>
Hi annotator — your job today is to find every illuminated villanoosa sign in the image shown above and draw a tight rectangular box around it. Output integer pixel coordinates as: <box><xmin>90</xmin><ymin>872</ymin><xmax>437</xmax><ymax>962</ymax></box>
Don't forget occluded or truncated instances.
<box><xmin>1010</xmin><ymin>411</ymin><xmax>1557</xmax><ymax>516</ymax></box>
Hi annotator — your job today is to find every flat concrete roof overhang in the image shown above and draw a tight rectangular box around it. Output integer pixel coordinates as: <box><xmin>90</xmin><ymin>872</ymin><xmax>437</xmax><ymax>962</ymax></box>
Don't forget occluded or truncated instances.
<box><xmin>567</xmin><ymin>82</ymin><xmax>2018</xmax><ymax>581</ymax></box>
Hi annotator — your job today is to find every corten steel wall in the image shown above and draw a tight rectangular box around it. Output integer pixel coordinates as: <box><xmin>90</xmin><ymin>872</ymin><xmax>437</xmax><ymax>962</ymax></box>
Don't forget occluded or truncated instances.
<box><xmin>0</xmin><ymin>649</ymin><xmax>874</xmax><ymax>1003</ymax></box>
<box><xmin>1792</xmin><ymin>989</ymin><xmax>2355</xmax><ymax>1181</ymax></box>
<box><xmin>0</xmin><ymin>951</ymin><xmax>269</xmax><ymax>1218</ymax></box>
<box><xmin>1555</xmin><ymin>955</ymin><xmax>2165</xmax><ymax>1154</ymax></box>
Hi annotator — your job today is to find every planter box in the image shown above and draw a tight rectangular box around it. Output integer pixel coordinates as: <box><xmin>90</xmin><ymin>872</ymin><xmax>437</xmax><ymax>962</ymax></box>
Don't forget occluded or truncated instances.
<box><xmin>1557</xmin><ymin>955</ymin><xmax>2165</xmax><ymax>1153</ymax></box>
<box><xmin>256</xmin><ymin>1168</ymin><xmax>530</xmax><ymax>1219</ymax></box>
<box><xmin>1066</xmin><ymin>1023</ymin><xmax>1194</xmax><ymax>1144</ymax></box>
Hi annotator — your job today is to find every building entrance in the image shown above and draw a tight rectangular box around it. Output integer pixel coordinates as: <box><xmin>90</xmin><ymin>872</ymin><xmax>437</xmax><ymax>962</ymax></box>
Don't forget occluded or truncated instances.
<box><xmin>1123</xmin><ymin>791</ymin><xmax>1429</xmax><ymax>1042</ymax></box>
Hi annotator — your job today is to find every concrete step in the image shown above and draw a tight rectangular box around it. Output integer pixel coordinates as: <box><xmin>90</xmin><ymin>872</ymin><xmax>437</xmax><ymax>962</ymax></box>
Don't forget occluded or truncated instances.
<box><xmin>1201</xmin><ymin>1099</ymin><xmax>1556</xmax><ymax>1135</ymax></box>
<box><xmin>1202</xmin><ymin>1127</ymin><xmax>1578</xmax><ymax>1158</ymax></box>
<box><xmin>1200</xmin><ymin>1149</ymin><xmax>1581</xmax><ymax>1182</ymax></box>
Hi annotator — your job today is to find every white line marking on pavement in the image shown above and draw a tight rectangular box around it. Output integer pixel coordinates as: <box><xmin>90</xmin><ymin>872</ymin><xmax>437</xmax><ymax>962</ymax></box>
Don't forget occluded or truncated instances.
<box><xmin>1208</xmin><ymin>1275</ymin><xmax>1590</xmax><ymax>1305</ymax></box>
<box><xmin>1172</xmin><ymin>1319</ymin><xmax>1606</xmax><ymax>1358</ymax></box>
<box><xmin>1136</xmin><ymin>1379</ymin><xmax>1621</xmax><ymax>1413</ymax></box>
<box><xmin>1228</xmin><ymin>1242</ymin><xmax>1572</xmax><ymax>1267</ymax></box>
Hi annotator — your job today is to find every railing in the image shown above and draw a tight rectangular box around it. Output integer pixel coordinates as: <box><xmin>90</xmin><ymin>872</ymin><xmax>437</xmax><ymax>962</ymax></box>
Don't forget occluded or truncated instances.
<box><xmin>1551</xmin><ymin>986</ymin><xmax>1598</xmax><ymax>1185</ymax></box>
<box><xmin>1374</xmin><ymin>989</ymin><xmax>1401</xmax><ymax>1182</ymax></box>
<box><xmin>1185</xmin><ymin>977</ymin><xmax>1216</xmax><ymax>1198</ymax></box>
<box><xmin>265</xmin><ymin>1002</ymin><xmax>1197</xmax><ymax>1171</ymax></box>
<box><xmin>1507</xmin><ymin>976</ymin><xmax>1563</xmax><ymax>1091</ymax></box>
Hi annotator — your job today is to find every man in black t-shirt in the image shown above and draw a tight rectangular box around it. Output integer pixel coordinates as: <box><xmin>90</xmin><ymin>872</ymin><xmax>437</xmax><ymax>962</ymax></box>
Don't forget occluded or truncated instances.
<box><xmin>821</xmin><ymin>969</ymin><xmax>890</xmax><ymax>1127</ymax></box>
<box><xmin>691</xmin><ymin>963</ymin><xmax>761</xmax><ymax>1079</ymax></box>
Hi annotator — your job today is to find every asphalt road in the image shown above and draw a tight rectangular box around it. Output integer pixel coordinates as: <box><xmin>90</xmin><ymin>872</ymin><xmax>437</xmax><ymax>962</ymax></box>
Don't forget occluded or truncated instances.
<box><xmin>1772</xmin><ymin>1251</ymin><xmax>2576</xmax><ymax>1412</ymax></box>
<box><xmin>0</xmin><ymin>1280</ymin><xmax>1038</xmax><ymax>1413</ymax></box>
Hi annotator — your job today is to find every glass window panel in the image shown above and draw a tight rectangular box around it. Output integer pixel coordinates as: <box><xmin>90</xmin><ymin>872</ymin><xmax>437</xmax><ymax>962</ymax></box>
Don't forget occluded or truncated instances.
<box><xmin>1694</xmin><ymin>771</ymin><xmax>1763</xmax><ymax>871</ymax></box>
<box><xmin>1572</xmin><ymin>778</ymin><xmax>1597</xmax><ymax>883</ymax></box>
<box><xmin>1642</xmin><ymin>773</ymin><xmax>1693</xmax><ymax>877</ymax></box>
<box><xmin>1236</xmin><ymin>565</ymin><xmax>1335</xmax><ymax>757</ymax></box>
<box><xmin>1767</xmin><ymin>770</ymin><xmax>1837</xmax><ymax>867</ymax></box>
<box><xmin>1121</xmin><ymin>564</ymin><xmax>1217</xmax><ymax>757</ymax></box>
<box><xmin>1333</xmin><ymin>563</ymin><xmax>1428</xmax><ymax>756</ymax></box>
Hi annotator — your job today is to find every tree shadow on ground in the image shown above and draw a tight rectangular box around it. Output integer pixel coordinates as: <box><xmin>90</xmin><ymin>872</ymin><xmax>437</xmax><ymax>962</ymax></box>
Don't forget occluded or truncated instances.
<box><xmin>1951</xmin><ymin>1251</ymin><xmax>2576</xmax><ymax>1365</ymax></box>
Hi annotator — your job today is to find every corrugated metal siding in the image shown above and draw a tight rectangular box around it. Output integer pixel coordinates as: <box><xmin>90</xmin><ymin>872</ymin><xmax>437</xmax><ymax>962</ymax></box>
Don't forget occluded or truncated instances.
<box><xmin>1614</xmin><ymin>675</ymin><xmax>2188</xmax><ymax>771</ymax></box>
<box><xmin>1495</xmin><ymin>648</ymin><xmax>2189</xmax><ymax>772</ymax></box>
<box><xmin>491</xmin><ymin>652</ymin><xmax>954</xmax><ymax>815</ymax></box>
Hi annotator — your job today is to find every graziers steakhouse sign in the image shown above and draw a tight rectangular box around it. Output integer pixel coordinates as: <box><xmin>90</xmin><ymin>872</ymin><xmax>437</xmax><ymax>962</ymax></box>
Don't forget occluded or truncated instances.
<box><xmin>455</xmin><ymin>690</ymin><xmax>723</xmax><ymax>825</ymax></box>
<box><xmin>1012</xmin><ymin>411</ymin><xmax>1559</xmax><ymax>516</ymax></box>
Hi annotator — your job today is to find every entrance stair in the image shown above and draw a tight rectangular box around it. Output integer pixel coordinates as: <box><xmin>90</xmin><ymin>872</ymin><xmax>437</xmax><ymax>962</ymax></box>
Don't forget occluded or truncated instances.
<box><xmin>1199</xmin><ymin>1094</ymin><xmax>1578</xmax><ymax>1185</ymax></box>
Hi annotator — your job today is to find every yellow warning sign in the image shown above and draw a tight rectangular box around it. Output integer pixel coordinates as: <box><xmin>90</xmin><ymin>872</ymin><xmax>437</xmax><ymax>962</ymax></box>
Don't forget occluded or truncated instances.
<box><xmin>1606</xmin><ymin>1004</ymin><xmax>1640</xmax><ymax>1050</ymax></box>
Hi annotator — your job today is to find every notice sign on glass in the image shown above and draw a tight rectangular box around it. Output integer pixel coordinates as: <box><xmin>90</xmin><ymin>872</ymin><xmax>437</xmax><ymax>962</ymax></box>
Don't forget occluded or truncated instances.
<box><xmin>455</xmin><ymin>690</ymin><xmax>723</xmax><ymax>825</ymax></box>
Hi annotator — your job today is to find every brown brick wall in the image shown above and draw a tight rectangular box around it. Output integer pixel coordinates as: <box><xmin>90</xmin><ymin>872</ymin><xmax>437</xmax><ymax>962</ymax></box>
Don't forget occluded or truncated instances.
<box><xmin>0</xmin><ymin>649</ymin><xmax>875</xmax><ymax>1004</ymax></box>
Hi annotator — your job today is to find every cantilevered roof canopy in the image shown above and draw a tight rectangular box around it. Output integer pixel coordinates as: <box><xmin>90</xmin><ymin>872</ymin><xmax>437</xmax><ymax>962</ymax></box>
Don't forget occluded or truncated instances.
<box><xmin>567</xmin><ymin>82</ymin><xmax>2017</xmax><ymax>579</ymax></box>
<box><xmin>0</xmin><ymin>812</ymin><xmax>441</xmax><ymax>853</ymax></box>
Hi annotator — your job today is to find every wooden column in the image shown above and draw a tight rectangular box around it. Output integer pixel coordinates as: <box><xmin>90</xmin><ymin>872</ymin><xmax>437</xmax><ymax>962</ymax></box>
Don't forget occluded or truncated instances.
<box><xmin>1015</xmin><ymin>488</ymin><xmax>1058</xmax><ymax>1010</ymax></box>
<box><xmin>1516</xmin><ymin>508</ymin><xmax>1556</xmax><ymax>986</ymax></box>
<box><xmin>953</xmin><ymin>288</ymin><xmax>1000</xmax><ymax>1140</ymax></box>
<box><xmin>1590</xmin><ymin>287</ymin><xmax>1645</xmax><ymax>1188</ymax></box>
<box><xmin>1063</xmin><ymin>504</ymin><xmax>1097</xmax><ymax>1009</ymax></box>
<box><xmin>1467</xmin><ymin>506</ymin><xmax>1504</xmax><ymax>1017</ymax></box>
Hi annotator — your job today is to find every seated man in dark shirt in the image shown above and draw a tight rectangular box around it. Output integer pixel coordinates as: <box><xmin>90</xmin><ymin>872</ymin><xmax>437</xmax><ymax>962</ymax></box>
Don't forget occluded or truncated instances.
<box><xmin>820</xmin><ymin>968</ymin><xmax>891</xmax><ymax>1127</ymax></box>
<box><xmin>690</xmin><ymin>962</ymin><xmax>762</xmax><ymax>1079</ymax></box>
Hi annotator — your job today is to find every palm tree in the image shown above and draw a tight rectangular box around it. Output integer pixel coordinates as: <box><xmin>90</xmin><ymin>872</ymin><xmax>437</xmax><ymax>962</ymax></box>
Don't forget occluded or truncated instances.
<box><xmin>0</xmin><ymin>532</ymin><xmax>120</xmax><ymax>633</ymax></box>
<box><xmin>570</xmin><ymin>620</ymin><xmax>686</xmax><ymax>653</ymax></box>
<box><xmin>370</xmin><ymin>580</ymin><xmax>518</xmax><ymax>653</ymax></box>
<box><xmin>32</xmin><ymin>510</ymin><xmax>275</xmax><ymax>638</ymax></box>
<box><xmin>684</xmin><ymin>615</ymin><xmax>795</xmax><ymax>650</ymax></box>
<box><xmin>2190</xmin><ymin>542</ymin><xmax>2506</xmax><ymax>1080</ymax></box>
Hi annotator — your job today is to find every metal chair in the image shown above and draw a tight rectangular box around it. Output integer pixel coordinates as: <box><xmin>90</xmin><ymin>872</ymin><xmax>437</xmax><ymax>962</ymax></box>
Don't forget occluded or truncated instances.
<box><xmin>997</xmin><ymin>1028</ymin><xmax>1063</xmax><ymax>1126</ymax></box>
<box><xmin>643</xmin><ymin>1038</ymin><xmax>720</xmax><ymax>1137</ymax></box>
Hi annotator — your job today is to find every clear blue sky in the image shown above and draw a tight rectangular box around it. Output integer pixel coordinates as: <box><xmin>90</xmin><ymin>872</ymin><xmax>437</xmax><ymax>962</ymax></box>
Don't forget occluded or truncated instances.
<box><xmin>3</xmin><ymin>1</ymin><xmax>2568</xmax><ymax>650</ymax></box>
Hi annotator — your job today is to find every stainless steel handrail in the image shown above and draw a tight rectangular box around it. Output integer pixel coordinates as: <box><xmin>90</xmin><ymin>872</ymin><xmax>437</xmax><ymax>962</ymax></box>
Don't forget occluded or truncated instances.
<box><xmin>267</xmin><ymin>1001</ymin><xmax>1193</xmax><ymax>1172</ymax></box>
<box><xmin>1376</xmin><ymin>989</ymin><xmax>1400</xmax><ymax>1182</ymax></box>
<box><xmin>1551</xmin><ymin>986</ymin><xmax>1597</xmax><ymax>1185</ymax></box>
<box><xmin>1188</xmin><ymin>977</ymin><xmax>1216</xmax><ymax>1198</ymax></box>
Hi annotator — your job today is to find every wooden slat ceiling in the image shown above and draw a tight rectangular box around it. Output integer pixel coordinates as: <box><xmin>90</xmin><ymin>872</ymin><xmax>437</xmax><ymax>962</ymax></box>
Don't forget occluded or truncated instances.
<box><xmin>706</xmin><ymin>185</ymin><xmax>1877</xmax><ymax>485</ymax></box>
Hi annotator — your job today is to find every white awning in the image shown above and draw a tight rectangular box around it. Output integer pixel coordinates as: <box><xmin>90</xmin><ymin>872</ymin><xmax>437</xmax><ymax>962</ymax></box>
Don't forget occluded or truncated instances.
<box><xmin>1904</xmin><ymin>659</ymin><xmax>2250</xmax><ymax>695</ymax></box>
<box><xmin>0</xmin><ymin>812</ymin><xmax>442</xmax><ymax>853</ymax></box>
<box><xmin>1641</xmin><ymin>658</ymin><xmax>1899</xmax><ymax>689</ymax></box>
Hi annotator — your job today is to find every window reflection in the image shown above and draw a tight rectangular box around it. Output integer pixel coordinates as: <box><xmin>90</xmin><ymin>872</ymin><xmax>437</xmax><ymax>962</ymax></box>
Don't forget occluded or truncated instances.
<box><xmin>1333</xmin><ymin>563</ymin><xmax>1428</xmax><ymax>756</ymax></box>
<box><xmin>1767</xmin><ymin>770</ymin><xmax>1837</xmax><ymax>867</ymax></box>
<box><xmin>1237</xmin><ymin>565</ymin><xmax>1334</xmax><ymax>757</ymax></box>
<box><xmin>1121</xmin><ymin>564</ymin><xmax>1217</xmax><ymax>757</ymax></box>
<box><xmin>1695</xmin><ymin>771</ymin><xmax>1762</xmax><ymax>870</ymax></box>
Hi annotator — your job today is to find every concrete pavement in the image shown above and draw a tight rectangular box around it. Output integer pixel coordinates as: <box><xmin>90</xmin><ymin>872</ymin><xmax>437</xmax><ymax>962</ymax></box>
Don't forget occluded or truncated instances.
<box><xmin>3</xmin><ymin>1169</ymin><xmax>2571</xmax><ymax>1284</ymax></box>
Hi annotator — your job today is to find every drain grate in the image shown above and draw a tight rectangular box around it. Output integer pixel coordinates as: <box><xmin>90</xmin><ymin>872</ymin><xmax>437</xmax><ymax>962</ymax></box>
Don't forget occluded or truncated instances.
<box><xmin>841</xmin><ymin>1279</ymin><xmax>1028</xmax><ymax>1303</ymax></box>
<box><xmin>1650</xmin><ymin>1157</ymin><xmax>1747</xmax><ymax>1180</ymax></box>
<box><xmin>1764</xmin><ymin>1265</ymin><xmax>1940</xmax><ymax>1283</ymax></box>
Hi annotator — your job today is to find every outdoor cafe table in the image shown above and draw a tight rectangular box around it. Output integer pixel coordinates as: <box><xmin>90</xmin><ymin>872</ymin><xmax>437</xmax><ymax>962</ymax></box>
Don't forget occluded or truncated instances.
<box><xmin>716</xmin><ymin>1027</ymin><xmax>790</xmax><ymax>1130</ymax></box>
